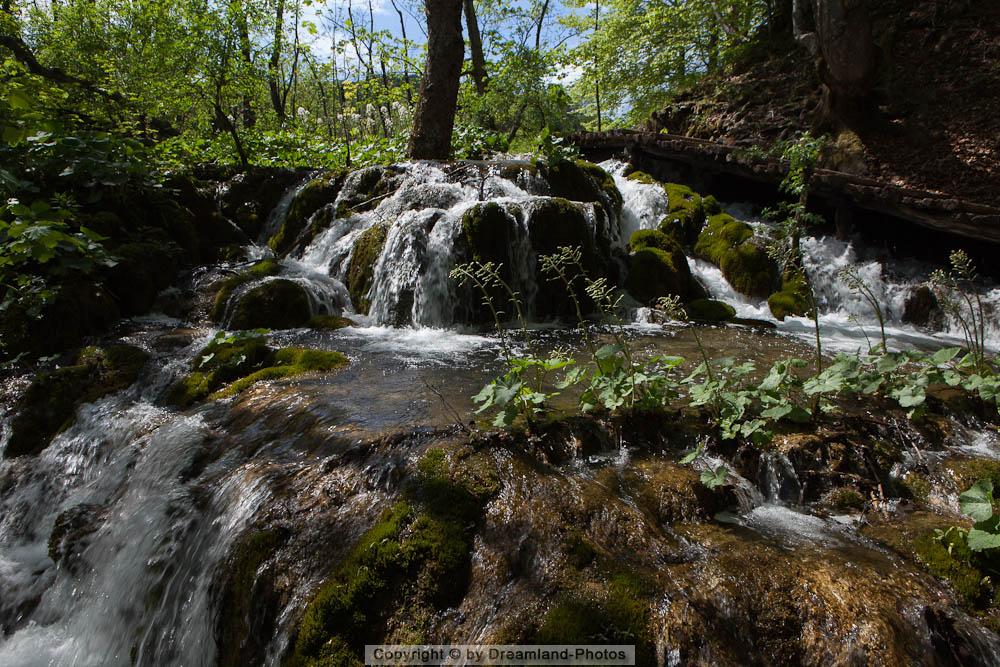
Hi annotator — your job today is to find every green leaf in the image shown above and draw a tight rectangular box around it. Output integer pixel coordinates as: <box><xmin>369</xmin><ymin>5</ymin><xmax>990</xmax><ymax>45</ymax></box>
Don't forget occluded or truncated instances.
<box><xmin>700</xmin><ymin>465</ymin><xmax>729</xmax><ymax>489</ymax></box>
<box><xmin>966</xmin><ymin>527</ymin><xmax>1000</xmax><ymax>551</ymax></box>
<box><xmin>959</xmin><ymin>480</ymin><xmax>995</xmax><ymax>523</ymax></box>
<box><xmin>930</xmin><ymin>347</ymin><xmax>961</xmax><ymax>365</ymax></box>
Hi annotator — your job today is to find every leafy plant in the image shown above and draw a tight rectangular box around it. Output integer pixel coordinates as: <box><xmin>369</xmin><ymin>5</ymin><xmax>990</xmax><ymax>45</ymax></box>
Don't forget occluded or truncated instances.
<box><xmin>958</xmin><ymin>480</ymin><xmax>1000</xmax><ymax>552</ymax></box>
<box><xmin>930</xmin><ymin>250</ymin><xmax>993</xmax><ymax>372</ymax></box>
<box><xmin>838</xmin><ymin>264</ymin><xmax>887</xmax><ymax>351</ymax></box>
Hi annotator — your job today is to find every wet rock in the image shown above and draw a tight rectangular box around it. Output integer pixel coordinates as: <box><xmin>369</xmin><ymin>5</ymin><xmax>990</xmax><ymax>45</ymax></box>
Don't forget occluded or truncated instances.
<box><xmin>903</xmin><ymin>284</ymin><xmax>944</xmax><ymax>328</ymax></box>
<box><xmin>347</xmin><ymin>224</ymin><xmax>389</xmax><ymax>315</ymax></box>
<box><xmin>5</xmin><ymin>344</ymin><xmax>149</xmax><ymax>458</ymax></box>
<box><xmin>268</xmin><ymin>172</ymin><xmax>344</xmax><ymax>256</ymax></box>
<box><xmin>210</xmin><ymin>259</ymin><xmax>282</xmax><ymax>323</ymax></box>
<box><xmin>684</xmin><ymin>298</ymin><xmax>737</xmax><ymax>323</ymax></box>
<box><xmin>166</xmin><ymin>333</ymin><xmax>347</xmax><ymax>407</ymax></box>
<box><xmin>768</xmin><ymin>270</ymin><xmax>812</xmax><ymax>320</ymax></box>
<box><xmin>308</xmin><ymin>315</ymin><xmax>355</xmax><ymax>330</ymax></box>
<box><xmin>695</xmin><ymin>212</ymin><xmax>778</xmax><ymax>299</ymax></box>
<box><xmin>626</xmin><ymin>173</ymin><xmax>707</xmax><ymax>245</ymax></box>
<box><xmin>215</xmin><ymin>528</ymin><xmax>289</xmax><ymax>667</ymax></box>
<box><xmin>544</xmin><ymin>160</ymin><xmax>623</xmax><ymax>215</ymax></box>
<box><xmin>48</xmin><ymin>503</ymin><xmax>105</xmax><ymax>574</ymax></box>
<box><xmin>228</xmin><ymin>279</ymin><xmax>312</xmax><ymax>330</ymax></box>
<box><xmin>625</xmin><ymin>229</ymin><xmax>704</xmax><ymax>306</ymax></box>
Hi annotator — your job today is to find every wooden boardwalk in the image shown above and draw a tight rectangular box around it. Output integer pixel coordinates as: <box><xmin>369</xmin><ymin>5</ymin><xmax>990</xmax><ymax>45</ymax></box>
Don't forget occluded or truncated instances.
<box><xmin>570</xmin><ymin>130</ymin><xmax>1000</xmax><ymax>245</ymax></box>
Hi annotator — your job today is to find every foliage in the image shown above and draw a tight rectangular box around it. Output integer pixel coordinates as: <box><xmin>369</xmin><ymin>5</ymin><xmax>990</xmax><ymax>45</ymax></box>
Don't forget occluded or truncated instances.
<box><xmin>930</xmin><ymin>250</ymin><xmax>993</xmax><ymax>372</ymax></box>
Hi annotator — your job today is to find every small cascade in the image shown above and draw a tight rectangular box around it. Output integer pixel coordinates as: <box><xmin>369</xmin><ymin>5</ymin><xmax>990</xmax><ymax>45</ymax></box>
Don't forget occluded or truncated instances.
<box><xmin>758</xmin><ymin>451</ymin><xmax>803</xmax><ymax>505</ymax></box>
<box><xmin>258</xmin><ymin>176</ymin><xmax>314</xmax><ymax>245</ymax></box>
<box><xmin>603</xmin><ymin>160</ymin><xmax>668</xmax><ymax>240</ymax></box>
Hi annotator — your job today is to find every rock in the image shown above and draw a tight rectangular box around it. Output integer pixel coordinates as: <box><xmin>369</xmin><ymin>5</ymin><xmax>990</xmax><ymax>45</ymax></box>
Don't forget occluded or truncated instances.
<box><xmin>544</xmin><ymin>160</ymin><xmax>623</xmax><ymax>215</ymax></box>
<box><xmin>210</xmin><ymin>259</ymin><xmax>283</xmax><ymax>323</ymax></box>
<box><xmin>528</xmin><ymin>198</ymin><xmax>603</xmax><ymax>319</ymax></box>
<box><xmin>684</xmin><ymin>298</ymin><xmax>736</xmax><ymax>323</ymax></box>
<box><xmin>625</xmin><ymin>230</ymin><xmax>703</xmax><ymax>305</ymax></box>
<box><xmin>768</xmin><ymin>270</ymin><xmax>813</xmax><ymax>320</ymax></box>
<box><xmin>309</xmin><ymin>315</ymin><xmax>355</xmax><ymax>330</ymax></box>
<box><xmin>5</xmin><ymin>344</ymin><xmax>149</xmax><ymax>458</ymax></box>
<box><xmin>268</xmin><ymin>172</ymin><xmax>343</xmax><ymax>256</ymax></box>
<box><xmin>48</xmin><ymin>503</ymin><xmax>105</xmax><ymax>574</ymax></box>
<box><xmin>903</xmin><ymin>285</ymin><xmax>943</xmax><ymax>328</ymax></box>
<box><xmin>347</xmin><ymin>224</ymin><xmax>388</xmax><ymax>315</ymax></box>
<box><xmin>227</xmin><ymin>279</ymin><xmax>312</xmax><ymax>330</ymax></box>
<box><xmin>166</xmin><ymin>333</ymin><xmax>347</xmax><ymax>407</ymax></box>
<box><xmin>694</xmin><ymin>213</ymin><xmax>778</xmax><ymax>299</ymax></box>
<box><xmin>335</xmin><ymin>165</ymin><xmax>402</xmax><ymax>217</ymax></box>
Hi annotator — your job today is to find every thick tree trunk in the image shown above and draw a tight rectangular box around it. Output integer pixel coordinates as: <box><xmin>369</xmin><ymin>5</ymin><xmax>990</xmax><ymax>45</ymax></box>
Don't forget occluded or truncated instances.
<box><xmin>268</xmin><ymin>0</ymin><xmax>288</xmax><ymax>123</ymax></box>
<box><xmin>811</xmin><ymin>0</ymin><xmax>878</xmax><ymax>129</ymax></box>
<box><xmin>409</xmin><ymin>0</ymin><xmax>464</xmax><ymax>159</ymax></box>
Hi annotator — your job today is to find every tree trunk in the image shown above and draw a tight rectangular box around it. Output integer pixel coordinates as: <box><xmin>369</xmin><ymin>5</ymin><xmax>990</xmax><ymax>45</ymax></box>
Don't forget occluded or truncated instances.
<box><xmin>268</xmin><ymin>0</ymin><xmax>288</xmax><ymax>122</ymax></box>
<box><xmin>465</xmin><ymin>0</ymin><xmax>488</xmax><ymax>94</ymax></box>
<box><xmin>409</xmin><ymin>0</ymin><xmax>464</xmax><ymax>159</ymax></box>
<box><xmin>811</xmin><ymin>0</ymin><xmax>878</xmax><ymax>129</ymax></box>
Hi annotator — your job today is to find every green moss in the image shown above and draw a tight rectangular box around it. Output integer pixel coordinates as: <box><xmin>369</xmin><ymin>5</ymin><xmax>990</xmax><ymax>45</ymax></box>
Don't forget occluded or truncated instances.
<box><xmin>210</xmin><ymin>259</ymin><xmax>282</xmax><ymax>323</ymax></box>
<box><xmin>546</xmin><ymin>160</ymin><xmax>622</xmax><ymax>214</ymax></box>
<box><xmin>216</xmin><ymin>529</ymin><xmax>289</xmax><ymax>667</ymax></box>
<box><xmin>210</xmin><ymin>348</ymin><xmax>348</xmax><ymax>398</ymax></box>
<box><xmin>347</xmin><ymin>224</ymin><xmax>388</xmax><ymax>315</ymax></box>
<box><xmin>768</xmin><ymin>271</ymin><xmax>812</xmax><ymax>320</ymax></box>
<box><xmin>901</xmin><ymin>472</ymin><xmax>932</xmax><ymax>503</ymax></box>
<box><xmin>269</xmin><ymin>174</ymin><xmax>342</xmax><ymax>256</ymax></box>
<box><xmin>913</xmin><ymin>531</ymin><xmax>991</xmax><ymax>607</ymax></box>
<box><xmin>661</xmin><ymin>182</ymin><xmax>706</xmax><ymax>244</ymax></box>
<box><xmin>461</xmin><ymin>202</ymin><xmax>515</xmax><ymax>265</ymax></box>
<box><xmin>308</xmin><ymin>315</ymin><xmax>355</xmax><ymax>330</ymax></box>
<box><xmin>529</xmin><ymin>198</ymin><xmax>599</xmax><ymax>318</ymax></box>
<box><xmin>168</xmin><ymin>333</ymin><xmax>348</xmax><ymax>406</ymax></box>
<box><xmin>288</xmin><ymin>446</ymin><xmax>498</xmax><ymax>666</ymax></box>
<box><xmin>825</xmin><ymin>486</ymin><xmax>866</xmax><ymax>512</ymax></box>
<box><xmin>629</xmin><ymin>229</ymin><xmax>676</xmax><ymax>253</ymax></box>
<box><xmin>702</xmin><ymin>195</ymin><xmax>723</xmax><ymax>216</ymax></box>
<box><xmin>564</xmin><ymin>531</ymin><xmax>597</xmax><ymax>569</ymax></box>
<box><xmin>5</xmin><ymin>344</ymin><xmax>149</xmax><ymax>458</ymax></box>
<box><xmin>684</xmin><ymin>298</ymin><xmax>736</xmax><ymax>323</ymax></box>
<box><xmin>228</xmin><ymin>279</ymin><xmax>312</xmax><ymax>330</ymax></box>
<box><xmin>533</xmin><ymin>572</ymin><xmax>654</xmax><ymax>664</ymax></box>
<box><xmin>945</xmin><ymin>458</ymin><xmax>1000</xmax><ymax>493</ymax></box>
<box><xmin>625</xmin><ymin>170</ymin><xmax>657</xmax><ymax>185</ymax></box>
<box><xmin>694</xmin><ymin>213</ymin><xmax>777</xmax><ymax>299</ymax></box>
<box><xmin>625</xmin><ymin>246</ymin><xmax>698</xmax><ymax>306</ymax></box>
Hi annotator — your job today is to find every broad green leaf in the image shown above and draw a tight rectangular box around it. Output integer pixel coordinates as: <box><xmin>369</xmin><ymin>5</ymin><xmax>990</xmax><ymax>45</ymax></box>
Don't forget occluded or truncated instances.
<box><xmin>959</xmin><ymin>480</ymin><xmax>995</xmax><ymax>523</ymax></box>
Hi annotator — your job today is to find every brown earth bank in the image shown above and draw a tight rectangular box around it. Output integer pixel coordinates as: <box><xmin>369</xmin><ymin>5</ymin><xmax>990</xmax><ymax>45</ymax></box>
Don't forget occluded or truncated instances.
<box><xmin>644</xmin><ymin>0</ymin><xmax>1000</xmax><ymax>208</ymax></box>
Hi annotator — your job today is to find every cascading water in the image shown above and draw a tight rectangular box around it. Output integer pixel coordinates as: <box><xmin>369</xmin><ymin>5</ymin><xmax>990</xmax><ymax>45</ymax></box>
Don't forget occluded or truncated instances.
<box><xmin>601</xmin><ymin>159</ymin><xmax>1000</xmax><ymax>353</ymax></box>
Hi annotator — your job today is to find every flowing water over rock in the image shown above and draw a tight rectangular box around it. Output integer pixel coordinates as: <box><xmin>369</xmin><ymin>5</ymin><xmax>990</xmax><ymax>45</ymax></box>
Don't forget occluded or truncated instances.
<box><xmin>2</xmin><ymin>160</ymin><xmax>999</xmax><ymax>665</ymax></box>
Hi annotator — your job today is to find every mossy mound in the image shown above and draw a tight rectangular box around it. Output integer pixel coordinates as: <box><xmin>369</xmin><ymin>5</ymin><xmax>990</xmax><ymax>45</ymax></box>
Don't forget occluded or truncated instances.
<box><xmin>216</xmin><ymin>528</ymin><xmax>290</xmax><ymax>667</ymax></box>
<box><xmin>461</xmin><ymin>202</ymin><xmax>516</xmax><ymax>266</ymax></box>
<box><xmin>545</xmin><ymin>160</ymin><xmax>623</xmax><ymax>214</ymax></box>
<box><xmin>5</xmin><ymin>344</ymin><xmax>149</xmax><ymax>458</ymax></box>
<box><xmin>661</xmin><ymin>182</ymin><xmax>707</xmax><ymax>244</ymax></box>
<box><xmin>768</xmin><ymin>270</ymin><xmax>812</xmax><ymax>321</ymax></box>
<box><xmin>624</xmin><ymin>230</ymin><xmax>702</xmax><ymax>305</ymax></box>
<box><xmin>532</xmin><ymin>572</ymin><xmax>655</xmax><ymax>665</ymax></box>
<box><xmin>528</xmin><ymin>198</ymin><xmax>603</xmax><ymax>319</ymax></box>
<box><xmin>684</xmin><ymin>298</ymin><xmax>736</xmax><ymax>323</ymax></box>
<box><xmin>228</xmin><ymin>279</ymin><xmax>312</xmax><ymax>330</ymax></box>
<box><xmin>347</xmin><ymin>224</ymin><xmax>388</xmax><ymax>315</ymax></box>
<box><xmin>308</xmin><ymin>315</ymin><xmax>355</xmax><ymax>330</ymax></box>
<box><xmin>210</xmin><ymin>259</ymin><xmax>282</xmax><ymax>323</ymax></box>
<box><xmin>694</xmin><ymin>213</ymin><xmax>777</xmax><ymax>299</ymax></box>
<box><xmin>268</xmin><ymin>173</ymin><xmax>343</xmax><ymax>256</ymax></box>
<box><xmin>166</xmin><ymin>333</ymin><xmax>347</xmax><ymax>407</ymax></box>
<box><xmin>287</xmin><ymin>446</ymin><xmax>498</xmax><ymax>666</ymax></box>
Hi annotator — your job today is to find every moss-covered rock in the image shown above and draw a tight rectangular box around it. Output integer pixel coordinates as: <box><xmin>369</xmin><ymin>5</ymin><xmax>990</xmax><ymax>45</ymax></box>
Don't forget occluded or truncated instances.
<box><xmin>684</xmin><ymin>298</ymin><xmax>736</xmax><ymax>323</ymax></box>
<box><xmin>694</xmin><ymin>213</ymin><xmax>777</xmax><ymax>299</ymax></box>
<box><xmin>661</xmin><ymin>182</ymin><xmax>707</xmax><ymax>244</ymax></box>
<box><xmin>268</xmin><ymin>173</ymin><xmax>343</xmax><ymax>256</ymax></box>
<box><xmin>528</xmin><ymin>198</ymin><xmax>602</xmax><ymax>319</ymax></box>
<box><xmin>287</xmin><ymin>447</ymin><xmax>498</xmax><ymax>666</ymax></box>
<box><xmin>545</xmin><ymin>160</ymin><xmax>623</xmax><ymax>214</ymax></box>
<box><xmin>624</xmin><ymin>230</ymin><xmax>703</xmax><ymax>306</ymax></box>
<box><xmin>210</xmin><ymin>259</ymin><xmax>283</xmax><ymax>323</ymax></box>
<box><xmin>335</xmin><ymin>166</ymin><xmax>400</xmax><ymax>218</ymax></box>
<box><xmin>461</xmin><ymin>202</ymin><xmax>516</xmax><ymax>266</ymax></box>
<box><xmin>768</xmin><ymin>270</ymin><xmax>812</xmax><ymax>320</ymax></box>
<box><xmin>216</xmin><ymin>528</ymin><xmax>289</xmax><ymax>667</ymax></box>
<box><xmin>532</xmin><ymin>572</ymin><xmax>655</xmax><ymax>665</ymax></box>
<box><xmin>347</xmin><ymin>224</ymin><xmax>388</xmax><ymax>315</ymax></box>
<box><xmin>166</xmin><ymin>333</ymin><xmax>346</xmax><ymax>407</ymax></box>
<box><xmin>5</xmin><ymin>344</ymin><xmax>149</xmax><ymax>458</ymax></box>
<box><xmin>308</xmin><ymin>315</ymin><xmax>355</xmax><ymax>330</ymax></box>
<box><xmin>228</xmin><ymin>279</ymin><xmax>312</xmax><ymax>330</ymax></box>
